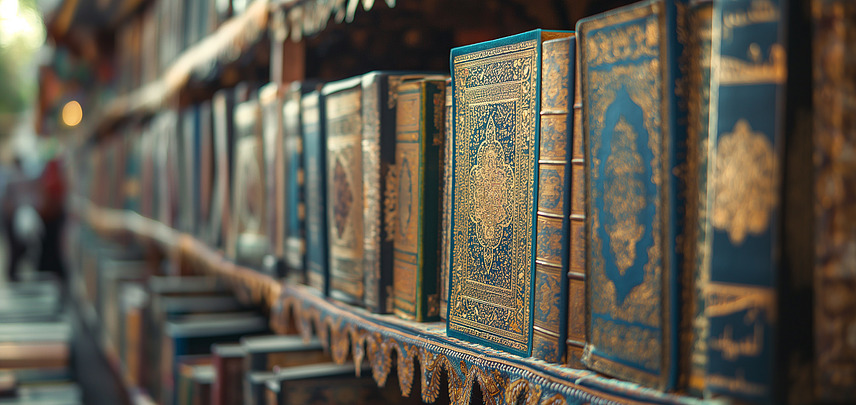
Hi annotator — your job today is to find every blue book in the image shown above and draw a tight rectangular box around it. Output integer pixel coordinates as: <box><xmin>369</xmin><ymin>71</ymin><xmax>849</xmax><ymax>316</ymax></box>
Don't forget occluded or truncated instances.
<box><xmin>705</xmin><ymin>0</ymin><xmax>813</xmax><ymax>402</ymax></box>
<box><xmin>448</xmin><ymin>29</ymin><xmax>573</xmax><ymax>357</ymax></box>
<box><xmin>302</xmin><ymin>90</ymin><xmax>329</xmax><ymax>295</ymax></box>
<box><xmin>577</xmin><ymin>0</ymin><xmax>688</xmax><ymax>390</ymax></box>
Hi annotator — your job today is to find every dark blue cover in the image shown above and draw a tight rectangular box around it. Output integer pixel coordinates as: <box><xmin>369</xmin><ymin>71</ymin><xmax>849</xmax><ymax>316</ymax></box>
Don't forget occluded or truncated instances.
<box><xmin>302</xmin><ymin>90</ymin><xmax>329</xmax><ymax>295</ymax></box>
<box><xmin>705</xmin><ymin>0</ymin><xmax>813</xmax><ymax>402</ymax></box>
<box><xmin>448</xmin><ymin>29</ymin><xmax>571</xmax><ymax>357</ymax></box>
<box><xmin>577</xmin><ymin>0</ymin><xmax>687</xmax><ymax>390</ymax></box>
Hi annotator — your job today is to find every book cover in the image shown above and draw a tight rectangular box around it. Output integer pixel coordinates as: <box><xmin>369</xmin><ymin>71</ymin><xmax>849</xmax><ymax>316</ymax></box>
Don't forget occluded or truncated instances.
<box><xmin>322</xmin><ymin>77</ymin><xmax>365</xmax><ymax>305</ymax></box>
<box><xmin>813</xmin><ymin>0</ymin><xmax>856</xmax><ymax>400</ymax></box>
<box><xmin>686</xmin><ymin>0</ymin><xmax>713</xmax><ymax>394</ymax></box>
<box><xmin>232</xmin><ymin>99</ymin><xmax>269</xmax><ymax>268</ymax></box>
<box><xmin>577</xmin><ymin>0</ymin><xmax>688</xmax><ymax>389</ymax></box>
<box><xmin>532</xmin><ymin>35</ymin><xmax>574</xmax><ymax>364</ymax></box>
<box><xmin>448</xmin><ymin>29</ymin><xmax>572</xmax><ymax>357</ymax></box>
<box><xmin>439</xmin><ymin>77</ymin><xmax>452</xmax><ymax>321</ymax></box>
<box><xmin>391</xmin><ymin>78</ymin><xmax>446</xmax><ymax>322</ymax></box>
<box><xmin>211</xmin><ymin>343</ymin><xmax>245</xmax><ymax>405</ymax></box>
<box><xmin>705</xmin><ymin>0</ymin><xmax>813</xmax><ymax>402</ymax></box>
<box><xmin>566</xmin><ymin>35</ymin><xmax>586</xmax><ymax>369</ymax></box>
<box><xmin>362</xmin><ymin>71</ymin><xmax>445</xmax><ymax>314</ymax></box>
<box><xmin>302</xmin><ymin>90</ymin><xmax>329</xmax><ymax>295</ymax></box>
<box><xmin>211</xmin><ymin>89</ymin><xmax>236</xmax><ymax>250</ymax></box>
<box><xmin>241</xmin><ymin>335</ymin><xmax>326</xmax><ymax>373</ymax></box>
<box><xmin>260</xmin><ymin>83</ymin><xmax>285</xmax><ymax>263</ymax></box>
<box><xmin>267</xmin><ymin>363</ymin><xmax>423</xmax><ymax>405</ymax></box>
<box><xmin>283</xmin><ymin>82</ymin><xmax>319</xmax><ymax>280</ymax></box>
<box><xmin>181</xmin><ymin>105</ymin><xmax>201</xmax><ymax>235</ymax></box>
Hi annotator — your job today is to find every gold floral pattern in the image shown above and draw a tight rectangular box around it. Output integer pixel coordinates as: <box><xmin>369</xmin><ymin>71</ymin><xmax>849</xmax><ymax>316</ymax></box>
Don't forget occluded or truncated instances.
<box><xmin>711</xmin><ymin>119</ymin><xmax>778</xmax><ymax>244</ymax></box>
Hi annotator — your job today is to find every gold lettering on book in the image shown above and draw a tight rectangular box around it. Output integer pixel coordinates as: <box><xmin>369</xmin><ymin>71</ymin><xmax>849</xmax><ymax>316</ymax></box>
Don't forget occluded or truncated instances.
<box><xmin>711</xmin><ymin>119</ymin><xmax>778</xmax><ymax>244</ymax></box>
<box><xmin>722</xmin><ymin>0</ymin><xmax>780</xmax><ymax>40</ymax></box>
<box><xmin>719</xmin><ymin>43</ymin><xmax>786</xmax><ymax>85</ymax></box>
<box><xmin>710</xmin><ymin>323</ymin><xmax>763</xmax><ymax>361</ymax></box>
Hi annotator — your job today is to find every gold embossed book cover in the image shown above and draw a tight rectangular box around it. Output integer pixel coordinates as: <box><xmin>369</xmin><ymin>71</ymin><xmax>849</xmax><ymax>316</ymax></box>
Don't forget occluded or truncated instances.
<box><xmin>448</xmin><ymin>29</ymin><xmax>572</xmax><ymax>356</ymax></box>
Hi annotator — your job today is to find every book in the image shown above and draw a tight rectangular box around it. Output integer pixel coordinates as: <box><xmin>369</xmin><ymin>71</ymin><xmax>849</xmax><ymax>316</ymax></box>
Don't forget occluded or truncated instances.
<box><xmin>241</xmin><ymin>335</ymin><xmax>327</xmax><ymax>405</ymax></box>
<box><xmin>162</xmin><ymin>315</ymin><xmax>269</xmax><ymax>405</ymax></box>
<box><xmin>531</xmin><ymin>35</ymin><xmax>574</xmax><ymax>363</ymax></box>
<box><xmin>212</xmin><ymin>89</ymin><xmax>236</xmax><ymax>249</ymax></box>
<box><xmin>813</xmin><ymin>0</ymin><xmax>856</xmax><ymax>400</ymax></box>
<box><xmin>232</xmin><ymin>98</ymin><xmax>269</xmax><ymax>268</ymax></box>
<box><xmin>448</xmin><ymin>29</ymin><xmax>573</xmax><ymax>357</ymax></box>
<box><xmin>705</xmin><ymin>0</ymin><xmax>814</xmax><ymax>402</ymax></box>
<box><xmin>159</xmin><ymin>111</ymin><xmax>182</xmax><ymax>228</ymax></box>
<box><xmin>245</xmin><ymin>371</ymin><xmax>275</xmax><ymax>405</ymax></box>
<box><xmin>181</xmin><ymin>105</ymin><xmax>201</xmax><ymax>235</ymax></box>
<box><xmin>566</xmin><ymin>35</ymin><xmax>586</xmax><ymax>369</ymax></box>
<box><xmin>197</xmin><ymin>101</ymin><xmax>217</xmax><ymax>245</ymax></box>
<box><xmin>260</xmin><ymin>83</ymin><xmax>285</xmax><ymax>267</ymax></box>
<box><xmin>119</xmin><ymin>282</ymin><xmax>147</xmax><ymax>387</ymax></box>
<box><xmin>122</xmin><ymin>131</ymin><xmax>142</xmax><ymax>214</ymax></box>
<box><xmin>362</xmin><ymin>71</ymin><xmax>444</xmax><ymax>314</ymax></box>
<box><xmin>322</xmin><ymin>77</ymin><xmax>366</xmax><ymax>305</ymax></box>
<box><xmin>302</xmin><ymin>90</ymin><xmax>329</xmax><ymax>295</ymax></box>
<box><xmin>265</xmin><ymin>362</ymin><xmax>423</xmax><ymax>405</ymax></box>
<box><xmin>577</xmin><ymin>0</ymin><xmax>688</xmax><ymax>389</ymax></box>
<box><xmin>391</xmin><ymin>78</ymin><xmax>446</xmax><ymax>322</ymax></box>
<box><xmin>283</xmin><ymin>82</ymin><xmax>317</xmax><ymax>280</ymax></box>
<box><xmin>211</xmin><ymin>343</ymin><xmax>245</xmax><ymax>405</ymax></box>
<box><xmin>439</xmin><ymin>77</ymin><xmax>452</xmax><ymax>321</ymax></box>
<box><xmin>686</xmin><ymin>0</ymin><xmax>713</xmax><ymax>394</ymax></box>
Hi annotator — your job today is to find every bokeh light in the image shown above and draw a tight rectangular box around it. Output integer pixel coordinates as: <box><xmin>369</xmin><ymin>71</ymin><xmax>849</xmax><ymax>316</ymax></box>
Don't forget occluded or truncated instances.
<box><xmin>61</xmin><ymin>100</ymin><xmax>82</xmax><ymax>127</ymax></box>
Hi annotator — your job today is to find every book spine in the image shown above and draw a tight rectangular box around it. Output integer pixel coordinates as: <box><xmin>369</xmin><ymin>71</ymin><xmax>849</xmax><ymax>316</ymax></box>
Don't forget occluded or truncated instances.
<box><xmin>325</xmin><ymin>84</ymin><xmax>365</xmax><ymax>305</ymax></box>
<box><xmin>284</xmin><ymin>86</ymin><xmax>306</xmax><ymax>277</ymax></box>
<box><xmin>532</xmin><ymin>36</ymin><xmax>573</xmax><ymax>363</ymax></box>
<box><xmin>392</xmin><ymin>80</ymin><xmax>444</xmax><ymax>322</ymax></box>
<box><xmin>232</xmin><ymin>101</ymin><xmax>268</xmax><ymax>268</ymax></box>
<box><xmin>578</xmin><ymin>0</ymin><xmax>688</xmax><ymax>390</ymax></box>
<box><xmin>706</xmin><ymin>0</ymin><xmax>813</xmax><ymax>402</ymax></box>
<box><xmin>361</xmin><ymin>73</ymin><xmax>396</xmax><ymax>314</ymax></box>
<box><xmin>439</xmin><ymin>78</ymin><xmax>452</xmax><ymax>321</ymax></box>
<box><xmin>303</xmin><ymin>91</ymin><xmax>329</xmax><ymax>295</ymax></box>
<box><xmin>813</xmin><ymin>0</ymin><xmax>856</xmax><ymax>400</ymax></box>
<box><xmin>566</xmin><ymin>38</ymin><xmax>585</xmax><ymax>369</ymax></box>
<box><xmin>686</xmin><ymin>0</ymin><xmax>713</xmax><ymax>394</ymax></box>
<box><xmin>212</xmin><ymin>90</ymin><xmax>234</xmax><ymax>250</ymax></box>
<box><xmin>261</xmin><ymin>84</ymin><xmax>284</xmax><ymax>260</ymax></box>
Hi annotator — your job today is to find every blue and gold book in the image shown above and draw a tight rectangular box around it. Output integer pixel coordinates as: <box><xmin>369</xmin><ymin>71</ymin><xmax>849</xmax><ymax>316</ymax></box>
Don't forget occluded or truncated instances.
<box><xmin>566</xmin><ymin>38</ymin><xmax>586</xmax><ymax>369</ymax></box>
<box><xmin>448</xmin><ymin>29</ymin><xmax>573</xmax><ymax>357</ymax></box>
<box><xmin>439</xmin><ymin>78</ymin><xmax>452</xmax><ymax>321</ymax></box>
<box><xmin>705</xmin><ymin>0</ymin><xmax>813</xmax><ymax>402</ymax></box>
<box><xmin>532</xmin><ymin>35</ymin><xmax>575</xmax><ymax>363</ymax></box>
<box><xmin>577</xmin><ymin>0</ymin><xmax>688</xmax><ymax>389</ymax></box>
<box><xmin>302</xmin><ymin>90</ymin><xmax>329</xmax><ymax>296</ymax></box>
<box><xmin>391</xmin><ymin>78</ymin><xmax>446</xmax><ymax>322</ymax></box>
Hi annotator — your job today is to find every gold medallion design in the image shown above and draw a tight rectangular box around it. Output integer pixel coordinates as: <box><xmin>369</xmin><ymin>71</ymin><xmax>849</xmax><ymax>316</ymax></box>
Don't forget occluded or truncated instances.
<box><xmin>468</xmin><ymin>115</ymin><xmax>514</xmax><ymax>272</ymax></box>
<box><xmin>604</xmin><ymin>117</ymin><xmax>646</xmax><ymax>276</ymax></box>
<box><xmin>712</xmin><ymin>119</ymin><xmax>778</xmax><ymax>244</ymax></box>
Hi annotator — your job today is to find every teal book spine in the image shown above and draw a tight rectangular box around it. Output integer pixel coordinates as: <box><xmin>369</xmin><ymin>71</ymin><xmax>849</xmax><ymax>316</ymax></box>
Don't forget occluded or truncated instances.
<box><xmin>577</xmin><ymin>0</ymin><xmax>688</xmax><ymax>390</ymax></box>
<box><xmin>439</xmin><ymin>77</ymin><xmax>452</xmax><ymax>321</ymax></box>
<box><xmin>566</xmin><ymin>41</ymin><xmax>586</xmax><ymax>369</ymax></box>
<box><xmin>705</xmin><ymin>0</ymin><xmax>814</xmax><ymax>402</ymax></box>
<box><xmin>687</xmin><ymin>0</ymin><xmax>713</xmax><ymax>394</ymax></box>
<box><xmin>391</xmin><ymin>79</ymin><xmax>446</xmax><ymax>322</ymax></box>
<box><xmin>448</xmin><ymin>29</ymin><xmax>573</xmax><ymax>357</ymax></box>
<box><xmin>531</xmin><ymin>36</ymin><xmax>574</xmax><ymax>363</ymax></box>
<box><xmin>302</xmin><ymin>90</ymin><xmax>329</xmax><ymax>295</ymax></box>
<box><xmin>283</xmin><ymin>82</ymin><xmax>311</xmax><ymax>280</ymax></box>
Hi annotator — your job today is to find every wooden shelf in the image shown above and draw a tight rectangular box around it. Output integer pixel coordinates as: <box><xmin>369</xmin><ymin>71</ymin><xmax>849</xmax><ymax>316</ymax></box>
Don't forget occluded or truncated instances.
<box><xmin>75</xmin><ymin>199</ymin><xmax>700</xmax><ymax>405</ymax></box>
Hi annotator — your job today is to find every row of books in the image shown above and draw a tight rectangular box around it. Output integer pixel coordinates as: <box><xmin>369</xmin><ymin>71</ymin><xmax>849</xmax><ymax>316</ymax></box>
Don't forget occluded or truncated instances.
<box><xmin>0</xmin><ymin>279</ymin><xmax>82</xmax><ymax>404</ymax></box>
<box><xmin>64</xmin><ymin>227</ymin><xmax>427</xmax><ymax>405</ymax></box>
<box><xmin>113</xmin><ymin>0</ymin><xmax>254</xmax><ymax>95</ymax></box>
<box><xmin>69</xmin><ymin>0</ymin><xmax>855</xmax><ymax>402</ymax></box>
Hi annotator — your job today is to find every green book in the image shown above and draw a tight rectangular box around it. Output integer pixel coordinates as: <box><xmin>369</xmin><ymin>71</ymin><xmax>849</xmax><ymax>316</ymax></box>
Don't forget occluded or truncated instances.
<box><xmin>391</xmin><ymin>78</ymin><xmax>446</xmax><ymax>322</ymax></box>
<box><xmin>448</xmin><ymin>29</ymin><xmax>573</xmax><ymax>356</ymax></box>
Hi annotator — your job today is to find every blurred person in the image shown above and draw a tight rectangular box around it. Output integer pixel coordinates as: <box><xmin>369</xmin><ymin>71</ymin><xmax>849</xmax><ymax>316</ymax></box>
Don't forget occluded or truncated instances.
<box><xmin>1</xmin><ymin>157</ymin><xmax>36</xmax><ymax>282</ymax></box>
<box><xmin>36</xmin><ymin>158</ymin><xmax>66</xmax><ymax>282</ymax></box>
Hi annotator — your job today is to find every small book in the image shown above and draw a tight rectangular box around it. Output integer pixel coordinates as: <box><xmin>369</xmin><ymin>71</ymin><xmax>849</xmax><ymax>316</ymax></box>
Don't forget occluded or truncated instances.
<box><xmin>232</xmin><ymin>98</ymin><xmax>269</xmax><ymax>268</ymax></box>
<box><xmin>176</xmin><ymin>356</ymin><xmax>213</xmax><ymax>405</ymax></box>
<box><xmin>180</xmin><ymin>105</ymin><xmax>201</xmax><ymax>234</ymax></box>
<box><xmin>448</xmin><ymin>29</ymin><xmax>573</xmax><ymax>357</ymax></box>
<box><xmin>438</xmin><ymin>77</ymin><xmax>452</xmax><ymax>321</ymax></box>
<box><xmin>241</xmin><ymin>335</ymin><xmax>327</xmax><ymax>405</ymax></box>
<box><xmin>577</xmin><ymin>0</ymin><xmax>688</xmax><ymax>389</ymax></box>
<box><xmin>211</xmin><ymin>343</ymin><xmax>245</xmax><ymax>405</ymax></box>
<box><xmin>197</xmin><ymin>101</ymin><xmax>216</xmax><ymax>243</ymax></box>
<box><xmin>260</xmin><ymin>83</ymin><xmax>285</xmax><ymax>268</ymax></box>
<box><xmin>391</xmin><ymin>78</ymin><xmax>447</xmax><ymax>322</ymax></box>
<box><xmin>301</xmin><ymin>90</ymin><xmax>329</xmax><ymax>295</ymax></box>
<box><xmin>212</xmin><ymin>89</ymin><xmax>237</xmax><ymax>250</ymax></box>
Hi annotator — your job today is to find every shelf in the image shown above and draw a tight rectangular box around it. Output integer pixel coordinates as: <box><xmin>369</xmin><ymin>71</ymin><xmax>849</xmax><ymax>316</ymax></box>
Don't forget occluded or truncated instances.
<box><xmin>75</xmin><ymin>199</ymin><xmax>700</xmax><ymax>405</ymax></box>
